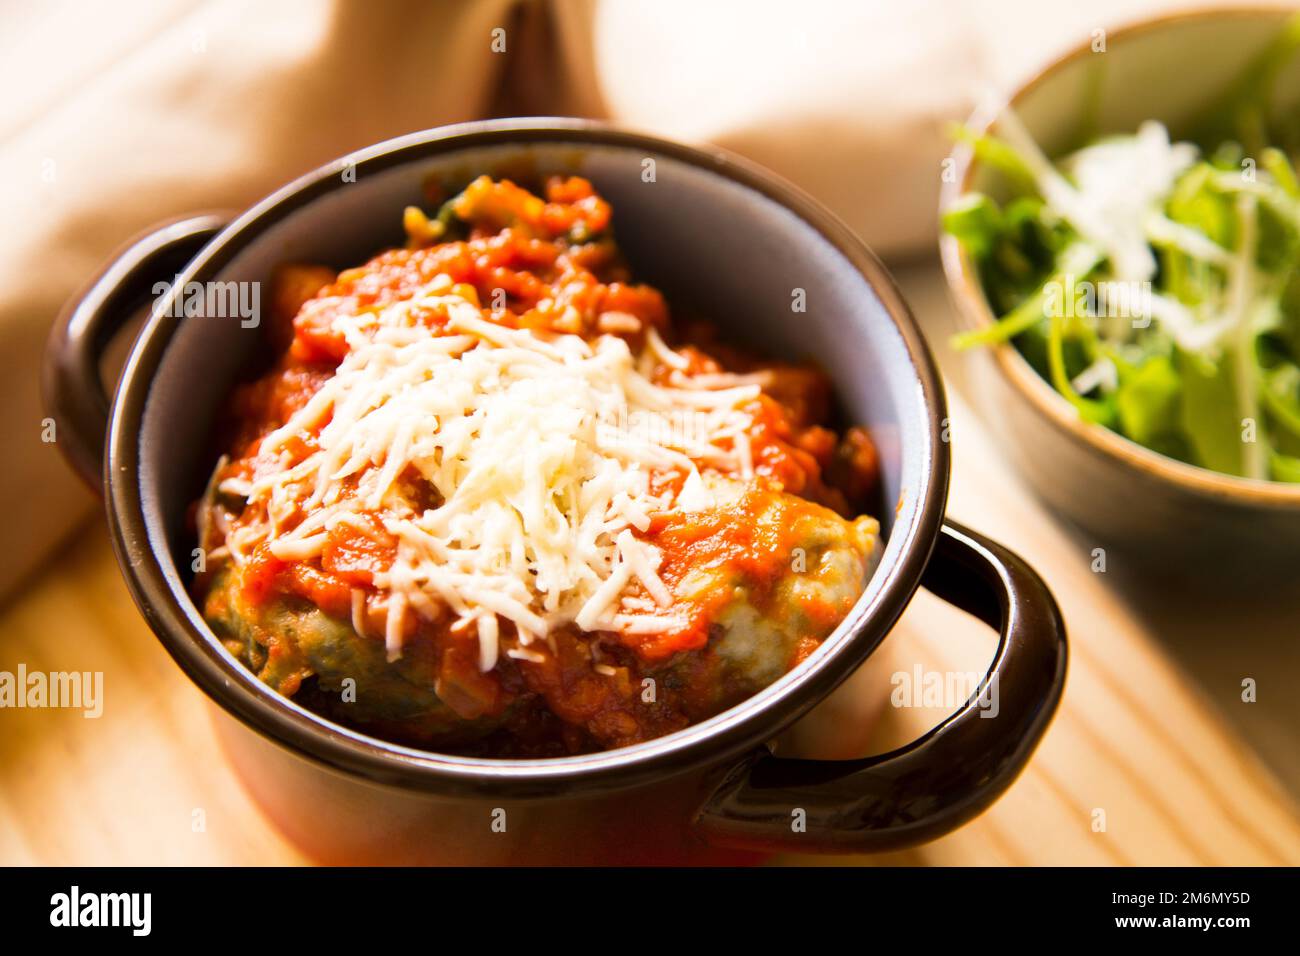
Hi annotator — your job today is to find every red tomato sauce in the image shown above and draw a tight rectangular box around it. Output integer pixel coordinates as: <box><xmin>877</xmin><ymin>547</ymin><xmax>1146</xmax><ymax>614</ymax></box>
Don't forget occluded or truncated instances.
<box><xmin>195</xmin><ymin>176</ymin><xmax>880</xmax><ymax>755</ymax></box>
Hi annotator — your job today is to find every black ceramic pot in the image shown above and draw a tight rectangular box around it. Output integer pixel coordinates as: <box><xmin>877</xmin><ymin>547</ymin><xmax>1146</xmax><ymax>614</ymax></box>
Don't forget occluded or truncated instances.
<box><xmin>45</xmin><ymin>119</ymin><xmax>1066</xmax><ymax>864</ymax></box>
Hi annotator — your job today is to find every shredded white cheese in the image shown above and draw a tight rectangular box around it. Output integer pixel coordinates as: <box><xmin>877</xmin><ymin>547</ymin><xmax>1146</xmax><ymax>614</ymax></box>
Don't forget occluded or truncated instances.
<box><xmin>241</xmin><ymin>284</ymin><xmax>760</xmax><ymax>667</ymax></box>
<box><xmin>997</xmin><ymin>112</ymin><xmax>1196</xmax><ymax>284</ymax></box>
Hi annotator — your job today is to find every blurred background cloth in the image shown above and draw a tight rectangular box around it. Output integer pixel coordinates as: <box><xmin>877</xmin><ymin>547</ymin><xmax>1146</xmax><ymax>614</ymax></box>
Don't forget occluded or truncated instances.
<box><xmin>2</xmin><ymin>0</ymin><xmax>1278</xmax><ymax>598</ymax></box>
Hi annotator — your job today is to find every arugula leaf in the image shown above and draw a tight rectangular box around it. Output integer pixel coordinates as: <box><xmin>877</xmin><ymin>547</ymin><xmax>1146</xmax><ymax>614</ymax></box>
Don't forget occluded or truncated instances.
<box><xmin>953</xmin><ymin>244</ymin><xmax>1102</xmax><ymax>349</ymax></box>
<box><xmin>1270</xmin><ymin>451</ymin><xmax>1300</xmax><ymax>482</ymax></box>
<box><xmin>1047</xmin><ymin>310</ymin><xmax>1115</xmax><ymax>427</ymax></box>
<box><xmin>1274</xmin><ymin>272</ymin><xmax>1300</xmax><ymax>361</ymax></box>
<box><xmin>1177</xmin><ymin>348</ymin><xmax>1248</xmax><ymax>475</ymax></box>
<box><xmin>1262</xmin><ymin>363</ymin><xmax>1300</xmax><ymax>438</ymax></box>
<box><xmin>947</xmin><ymin>124</ymin><xmax>1038</xmax><ymax>195</ymax></box>
<box><xmin>1167</xmin><ymin>163</ymin><xmax>1237</xmax><ymax>248</ymax></box>
<box><xmin>1116</xmin><ymin>355</ymin><xmax>1182</xmax><ymax>447</ymax></box>
<box><xmin>1262</xmin><ymin>147</ymin><xmax>1300</xmax><ymax>197</ymax></box>
<box><xmin>942</xmin><ymin>193</ymin><xmax>1002</xmax><ymax>259</ymax></box>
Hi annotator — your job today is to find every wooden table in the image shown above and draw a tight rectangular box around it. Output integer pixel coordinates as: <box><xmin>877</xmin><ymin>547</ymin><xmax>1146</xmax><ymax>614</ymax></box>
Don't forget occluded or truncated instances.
<box><xmin>3</xmin><ymin>260</ymin><xmax>1298</xmax><ymax>865</ymax></box>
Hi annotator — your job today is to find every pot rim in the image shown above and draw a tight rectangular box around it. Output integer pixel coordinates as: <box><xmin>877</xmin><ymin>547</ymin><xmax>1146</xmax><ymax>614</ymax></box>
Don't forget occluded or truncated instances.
<box><xmin>107</xmin><ymin>117</ymin><xmax>950</xmax><ymax>798</ymax></box>
<box><xmin>939</xmin><ymin>4</ymin><xmax>1300</xmax><ymax>509</ymax></box>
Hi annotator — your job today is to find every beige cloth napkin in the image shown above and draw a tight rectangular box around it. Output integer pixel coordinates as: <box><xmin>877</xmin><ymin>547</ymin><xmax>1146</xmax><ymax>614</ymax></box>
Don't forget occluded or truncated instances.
<box><xmin>0</xmin><ymin>0</ymin><xmax>1268</xmax><ymax>598</ymax></box>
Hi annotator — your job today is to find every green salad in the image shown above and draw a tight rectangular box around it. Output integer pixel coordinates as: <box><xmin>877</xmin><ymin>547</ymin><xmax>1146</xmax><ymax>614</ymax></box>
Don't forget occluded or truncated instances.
<box><xmin>944</xmin><ymin>14</ymin><xmax>1300</xmax><ymax>482</ymax></box>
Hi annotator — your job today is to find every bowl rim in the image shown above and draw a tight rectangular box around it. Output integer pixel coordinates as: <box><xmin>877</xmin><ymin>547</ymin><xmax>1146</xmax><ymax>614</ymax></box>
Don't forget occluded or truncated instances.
<box><xmin>939</xmin><ymin>4</ymin><xmax>1300</xmax><ymax>509</ymax></box>
<box><xmin>106</xmin><ymin>117</ymin><xmax>951</xmax><ymax>798</ymax></box>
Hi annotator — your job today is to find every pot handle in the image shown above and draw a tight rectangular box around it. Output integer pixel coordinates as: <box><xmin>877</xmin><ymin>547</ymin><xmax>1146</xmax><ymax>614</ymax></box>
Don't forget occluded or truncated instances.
<box><xmin>694</xmin><ymin>520</ymin><xmax>1067</xmax><ymax>853</ymax></box>
<box><xmin>42</xmin><ymin>214</ymin><xmax>229</xmax><ymax>490</ymax></box>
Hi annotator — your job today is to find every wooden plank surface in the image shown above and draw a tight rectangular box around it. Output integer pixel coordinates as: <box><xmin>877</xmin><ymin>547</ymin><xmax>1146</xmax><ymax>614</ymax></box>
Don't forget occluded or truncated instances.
<box><xmin>2</xmin><ymin>261</ymin><xmax>1297</xmax><ymax>866</ymax></box>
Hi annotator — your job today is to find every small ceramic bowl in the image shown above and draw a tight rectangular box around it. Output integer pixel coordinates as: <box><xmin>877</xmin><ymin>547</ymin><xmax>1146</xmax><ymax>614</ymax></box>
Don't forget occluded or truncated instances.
<box><xmin>45</xmin><ymin>119</ymin><xmax>1066</xmax><ymax>864</ymax></box>
<box><xmin>941</xmin><ymin>7</ymin><xmax>1300</xmax><ymax>569</ymax></box>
